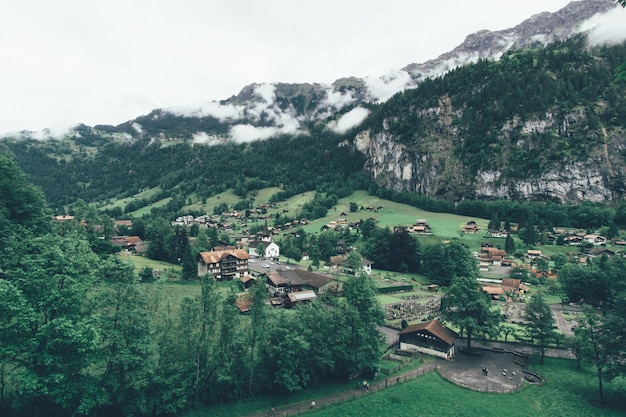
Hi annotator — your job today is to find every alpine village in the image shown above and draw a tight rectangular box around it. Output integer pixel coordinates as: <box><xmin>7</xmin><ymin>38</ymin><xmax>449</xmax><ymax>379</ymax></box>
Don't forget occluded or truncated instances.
<box><xmin>2</xmin><ymin>1</ymin><xmax>626</xmax><ymax>416</ymax></box>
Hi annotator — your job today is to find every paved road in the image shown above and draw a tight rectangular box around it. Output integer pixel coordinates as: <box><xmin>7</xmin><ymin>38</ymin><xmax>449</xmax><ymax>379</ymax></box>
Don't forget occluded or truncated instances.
<box><xmin>550</xmin><ymin>303</ymin><xmax>582</xmax><ymax>337</ymax></box>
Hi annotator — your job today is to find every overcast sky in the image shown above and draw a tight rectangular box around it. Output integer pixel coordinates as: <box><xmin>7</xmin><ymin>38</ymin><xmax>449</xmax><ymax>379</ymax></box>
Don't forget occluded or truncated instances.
<box><xmin>1</xmin><ymin>0</ymin><xmax>620</xmax><ymax>134</ymax></box>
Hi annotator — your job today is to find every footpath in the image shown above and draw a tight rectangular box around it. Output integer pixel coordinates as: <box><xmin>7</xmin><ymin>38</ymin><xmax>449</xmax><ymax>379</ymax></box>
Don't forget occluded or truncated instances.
<box><xmin>241</xmin><ymin>339</ymin><xmax>574</xmax><ymax>417</ymax></box>
<box><xmin>241</xmin><ymin>361</ymin><xmax>437</xmax><ymax>417</ymax></box>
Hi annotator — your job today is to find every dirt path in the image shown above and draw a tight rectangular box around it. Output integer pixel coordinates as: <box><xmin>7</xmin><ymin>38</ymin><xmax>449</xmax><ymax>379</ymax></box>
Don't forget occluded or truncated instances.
<box><xmin>241</xmin><ymin>338</ymin><xmax>575</xmax><ymax>417</ymax></box>
<box><xmin>241</xmin><ymin>362</ymin><xmax>437</xmax><ymax>417</ymax></box>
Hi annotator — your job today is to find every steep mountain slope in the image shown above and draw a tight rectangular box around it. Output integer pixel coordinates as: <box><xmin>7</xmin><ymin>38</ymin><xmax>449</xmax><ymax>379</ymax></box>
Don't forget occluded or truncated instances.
<box><xmin>1</xmin><ymin>0</ymin><xmax>624</xmax><ymax>208</ymax></box>
<box><xmin>355</xmin><ymin>36</ymin><xmax>626</xmax><ymax>203</ymax></box>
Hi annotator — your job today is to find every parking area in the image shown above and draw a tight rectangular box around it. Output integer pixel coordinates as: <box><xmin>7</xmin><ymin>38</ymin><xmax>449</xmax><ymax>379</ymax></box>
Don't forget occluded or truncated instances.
<box><xmin>437</xmin><ymin>347</ymin><xmax>530</xmax><ymax>392</ymax></box>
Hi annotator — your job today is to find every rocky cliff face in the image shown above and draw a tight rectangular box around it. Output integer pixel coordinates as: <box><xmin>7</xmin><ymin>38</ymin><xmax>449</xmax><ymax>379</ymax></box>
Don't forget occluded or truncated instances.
<box><xmin>355</xmin><ymin>103</ymin><xmax>626</xmax><ymax>204</ymax></box>
<box><xmin>357</xmin><ymin>128</ymin><xmax>619</xmax><ymax>203</ymax></box>
<box><xmin>346</xmin><ymin>0</ymin><xmax>626</xmax><ymax>205</ymax></box>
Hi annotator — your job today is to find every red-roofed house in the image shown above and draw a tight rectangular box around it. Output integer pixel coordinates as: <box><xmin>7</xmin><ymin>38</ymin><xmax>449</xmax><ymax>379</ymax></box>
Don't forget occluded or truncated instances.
<box><xmin>398</xmin><ymin>319</ymin><xmax>458</xmax><ymax>359</ymax></box>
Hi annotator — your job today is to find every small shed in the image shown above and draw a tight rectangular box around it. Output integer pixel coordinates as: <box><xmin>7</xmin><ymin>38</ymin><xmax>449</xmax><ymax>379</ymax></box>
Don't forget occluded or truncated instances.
<box><xmin>398</xmin><ymin>319</ymin><xmax>458</xmax><ymax>359</ymax></box>
<box><xmin>284</xmin><ymin>290</ymin><xmax>316</xmax><ymax>308</ymax></box>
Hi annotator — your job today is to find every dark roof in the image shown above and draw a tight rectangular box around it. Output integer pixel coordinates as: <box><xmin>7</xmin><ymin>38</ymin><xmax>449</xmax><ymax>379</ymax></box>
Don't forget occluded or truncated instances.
<box><xmin>501</xmin><ymin>278</ymin><xmax>521</xmax><ymax>290</ymax></box>
<box><xmin>329</xmin><ymin>254</ymin><xmax>373</xmax><ymax>267</ymax></box>
<box><xmin>267</xmin><ymin>269</ymin><xmax>332</xmax><ymax>288</ymax></box>
<box><xmin>398</xmin><ymin>319</ymin><xmax>458</xmax><ymax>346</ymax></box>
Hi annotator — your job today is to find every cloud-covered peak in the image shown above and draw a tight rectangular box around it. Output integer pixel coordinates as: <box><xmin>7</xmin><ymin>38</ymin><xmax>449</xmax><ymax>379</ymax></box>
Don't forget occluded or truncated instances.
<box><xmin>364</xmin><ymin>70</ymin><xmax>412</xmax><ymax>103</ymax></box>
<box><xmin>582</xmin><ymin>6</ymin><xmax>626</xmax><ymax>48</ymax></box>
<box><xmin>327</xmin><ymin>107</ymin><xmax>371</xmax><ymax>134</ymax></box>
<box><xmin>164</xmin><ymin>101</ymin><xmax>246</xmax><ymax>123</ymax></box>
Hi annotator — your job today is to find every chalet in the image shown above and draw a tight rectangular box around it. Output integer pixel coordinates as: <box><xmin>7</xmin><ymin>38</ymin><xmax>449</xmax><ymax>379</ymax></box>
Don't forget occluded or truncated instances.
<box><xmin>266</xmin><ymin>269</ymin><xmax>336</xmax><ymax>296</ymax></box>
<box><xmin>110</xmin><ymin>235</ymin><xmax>145</xmax><ymax>253</ymax></box>
<box><xmin>198</xmin><ymin>249</ymin><xmax>250</xmax><ymax>280</ymax></box>
<box><xmin>398</xmin><ymin>319</ymin><xmax>458</xmax><ymax>359</ymax></box>
<box><xmin>565</xmin><ymin>235</ymin><xmax>584</xmax><ymax>245</ymax></box>
<box><xmin>526</xmin><ymin>249</ymin><xmax>542</xmax><ymax>259</ymax></box>
<box><xmin>479</xmin><ymin>247</ymin><xmax>507</xmax><ymax>266</ymax></box>
<box><xmin>501</xmin><ymin>278</ymin><xmax>522</xmax><ymax>293</ymax></box>
<box><xmin>113</xmin><ymin>219</ymin><xmax>132</xmax><ymax>229</ymax></box>
<box><xmin>407</xmin><ymin>219</ymin><xmax>432</xmax><ymax>234</ymax></box>
<box><xmin>584</xmin><ymin>234</ymin><xmax>607</xmax><ymax>246</ymax></box>
<box><xmin>328</xmin><ymin>254</ymin><xmax>373</xmax><ymax>275</ymax></box>
<box><xmin>240</xmin><ymin>274</ymin><xmax>256</xmax><ymax>290</ymax></box>
<box><xmin>463</xmin><ymin>221</ymin><xmax>480</xmax><ymax>234</ymax></box>
<box><xmin>236</xmin><ymin>294</ymin><xmax>252</xmax><ymax>313</ymax></box>
<box><xmin>588</xmin><ymin>247</ymin><xmax>615</xmax><ymax>257</ymax></box>
<box><xmin>54</xmin><ymin>214</ymin><xmax>75</xmax><ymax>221</ymax></box>
<box><xmin>248</xmin><ymin>240</ymin><xmax>280</xmax><ymax>259</ymax></box>
<box><xmin>482</xmin><ymin>285</ymin><xmax>505</xmax><ymax>299</ymax></box>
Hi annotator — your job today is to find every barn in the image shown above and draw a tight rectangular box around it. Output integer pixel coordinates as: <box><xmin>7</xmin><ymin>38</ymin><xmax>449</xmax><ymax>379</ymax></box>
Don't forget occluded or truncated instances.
<box><xmin>398</xmin><ymin>319</ymin><xmax>458</xmax><ymax>359</ymax></box>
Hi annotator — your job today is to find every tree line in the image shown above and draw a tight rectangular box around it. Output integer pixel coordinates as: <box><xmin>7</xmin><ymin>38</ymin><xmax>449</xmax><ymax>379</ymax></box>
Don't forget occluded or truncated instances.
<box><xmin>0</xmin><ymin>148</ymin><xmax>385</xmax><ymax>417</ymax></box>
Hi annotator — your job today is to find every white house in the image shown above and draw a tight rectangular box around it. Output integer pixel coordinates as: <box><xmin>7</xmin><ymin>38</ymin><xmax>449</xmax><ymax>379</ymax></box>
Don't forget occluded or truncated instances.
<box><xmin>248</xmin><ymin>240</ymin><xmax>280</xmax><ymax>259</ymax></box>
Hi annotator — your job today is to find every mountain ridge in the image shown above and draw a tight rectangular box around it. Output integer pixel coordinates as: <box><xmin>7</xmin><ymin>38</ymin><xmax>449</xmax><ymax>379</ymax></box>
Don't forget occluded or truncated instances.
<box><xmin>2</xmin><ymin>0</ymin><xmax>625</xmax><ymax>207</ymax></box>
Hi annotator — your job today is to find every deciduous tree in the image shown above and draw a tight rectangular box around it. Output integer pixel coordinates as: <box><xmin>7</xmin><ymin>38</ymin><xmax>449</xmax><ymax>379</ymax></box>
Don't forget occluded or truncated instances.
<box><xmin>441</xmin><ymin>276</ymin><xmax>501</xmax><ymax>350</ymax></box>
<box><xmin>524</xmin><ymin>293</ymin><xmax>557</xmax><ymax>364</ymax></box>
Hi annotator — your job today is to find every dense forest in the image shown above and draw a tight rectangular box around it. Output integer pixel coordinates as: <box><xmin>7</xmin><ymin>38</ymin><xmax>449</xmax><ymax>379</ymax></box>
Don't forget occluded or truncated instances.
<box><xmin>0</xmin><ymin>148</ymin><xmax>386</xmax><ymax>417</ymax></box>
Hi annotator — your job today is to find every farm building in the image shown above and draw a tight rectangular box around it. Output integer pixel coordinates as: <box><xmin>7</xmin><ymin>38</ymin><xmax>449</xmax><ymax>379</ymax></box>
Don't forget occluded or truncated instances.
<box><xmin>398</xmin><ymin>319</ymin><xmax>458</xmax><ymax>359</ymax></box>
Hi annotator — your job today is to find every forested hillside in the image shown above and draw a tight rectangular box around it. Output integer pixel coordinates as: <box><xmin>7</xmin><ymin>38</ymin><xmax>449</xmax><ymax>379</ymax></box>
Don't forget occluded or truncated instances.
<box><xmin>0</xmin><ymin>143</ymin><xmax>385</xmax><ymax>417</ymax></box>
<box><xmin>3</xmin><ymin>35</ymin><xmax>626</xmax><ymax>210</ymax></box>
<box><xmin>359</xmin><ymin>36</ymin><xmax>626</xmax><ymax>202</ymax></box>
<box><xmin>5</xmin><ymin>127</ymin><xmax>366</xmax><ymax>210</ymax></box>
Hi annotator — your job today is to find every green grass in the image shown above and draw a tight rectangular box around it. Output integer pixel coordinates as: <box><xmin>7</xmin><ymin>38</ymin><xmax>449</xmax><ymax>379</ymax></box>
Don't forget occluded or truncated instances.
<box><xmin>178</xmin><ymin>357</ymin><xmax>626</xmax><ymax>417</ymax></box>
<box><xmin>128</xmin><ymin>197</ymin><xmax>172</xmax><ymax>217</ymax></box>
<box><xmin>298</xmin><ymin>190</ymin><xmax>488</xmax><ymax>239</ymax></box>
<box><xmin>119</xmin><ymin>253</ymin><xmax>182</xmax><ymax>274</ymax></box>
<box><xmin>183</xmin><ymin>189</ymin><xmax>242</xmax><ymax>214</ymax></box>
<box><xmin>306</xmin><ymin>358</ymin><xmax>626</xmax><ymax>417</ymax></box>
<box><xmin>98</xmin><ymin>186</ymin><xmax>163</xmax><ymax>211</ymax></box>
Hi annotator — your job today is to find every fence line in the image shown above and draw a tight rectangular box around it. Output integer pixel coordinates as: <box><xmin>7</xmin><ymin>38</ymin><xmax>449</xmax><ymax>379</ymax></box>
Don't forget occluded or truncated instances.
<box><xmin>265</xmin><ymin>362</ymin><xmax>438</xmax><ymax>417</ymax></box>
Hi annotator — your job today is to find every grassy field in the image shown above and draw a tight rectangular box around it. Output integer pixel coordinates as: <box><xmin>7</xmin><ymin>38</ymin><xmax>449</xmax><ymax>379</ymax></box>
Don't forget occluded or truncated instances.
<box><xmin>119</xmin><ymin>253</ymin><xmax>182</xmax><ymax>274</ymax></box>
<box><xmin>306</xmin><ymin>359</ymin><xmax>626</xmax><ymax>417</ymax></box>
<box><xmin>98</xmin><ymin>186</ymin><xmax>163</xmax><ymax>211</ymax></box>
<box><xmin>180</xmin><ymin>357</ymin><xmax>626</xmax><ymax>417</ymax></box>
<box><xmin>295</xmin><ymin>190</ymin><xmax>489</xmax><ymax>244</ymax></box>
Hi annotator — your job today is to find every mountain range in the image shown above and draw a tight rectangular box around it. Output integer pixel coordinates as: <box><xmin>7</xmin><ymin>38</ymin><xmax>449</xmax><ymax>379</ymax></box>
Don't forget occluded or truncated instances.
<box><xmin>2</xmin><ymin>0</ymin><xmax>625</xmax><ymax>207</ymax></box>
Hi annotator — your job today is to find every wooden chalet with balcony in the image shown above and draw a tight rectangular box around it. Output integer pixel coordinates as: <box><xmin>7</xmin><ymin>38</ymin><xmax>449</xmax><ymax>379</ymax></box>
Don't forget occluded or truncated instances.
<box><xmin>198</xmin><ymin>249</ymin><xmax>250</xmax><ymax>280</ymax></box>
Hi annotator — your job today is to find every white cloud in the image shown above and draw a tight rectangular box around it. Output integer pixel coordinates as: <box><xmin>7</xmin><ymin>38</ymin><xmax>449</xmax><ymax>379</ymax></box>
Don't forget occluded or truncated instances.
<box><xmin>364</xmin><ymin>70</ymin><xmax>412</xmax><ymax>103</ymax></box>
<box><xmin>230</xmin><ymin>112</ymin><xmax>304</xmax><ymax>143</ymax></box>
<box><xmin>0</xmin><ymin>124</ymin><xmax>76</xmax><ymax>140</ymax></box>
<box><xmin>131</xmin><ymin>122</ymin><xmax>143</xmax><ymax>135</ymax></box>
<box><xmin>328</xmin><ymin>107</ymin><xmax>371</xmax><ymax>134</ymax></box>
<box><xmin>582</xmin><ymin>7</ymin><xmax>626</xmax><ymax>48</ymax></box>
<box><xmin>165</xmin><ymin>101</ymin><xmax>245</xmax><ymax>122</ymax></box>
<box><xmin>230</xmin><ymin>125</ymin><xmax>282</xmax><ymax>143</ymax></box>
<box><xmin>0</xmin><ymin>0</ymin><xmax>575</xmax><ymax>133</ymax></box>
<box><xmin>192</xmin><ymin>131</ymin><xmax>222</xmax><ymax>145</ymax></box>
<box><xmin>321</xmin><ymin>88</ymin><xmax>357</xmax><ymax>110</ymax></box>
<box><xmin>254</xmin><ymin>84</ymin><xmax>277</xmax><ymax>104</ymax></box>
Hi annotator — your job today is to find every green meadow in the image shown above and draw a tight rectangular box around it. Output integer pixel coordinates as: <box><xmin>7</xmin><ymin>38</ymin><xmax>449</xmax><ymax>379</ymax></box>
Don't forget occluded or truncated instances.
<box><xmin>181</xmin><ymin>357</ymin><xmax>626</xmax><ymax>417</ymax></box>
<box><xmin>305</xmin><ymin>359</ymin><xmax>626</xmax><ymax>417</ymax></box>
